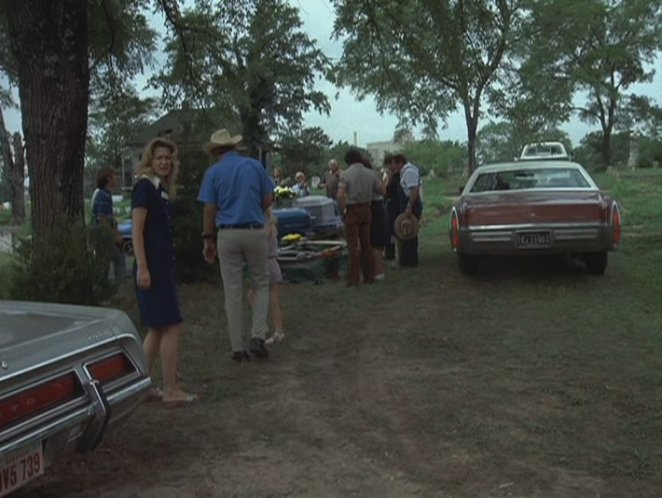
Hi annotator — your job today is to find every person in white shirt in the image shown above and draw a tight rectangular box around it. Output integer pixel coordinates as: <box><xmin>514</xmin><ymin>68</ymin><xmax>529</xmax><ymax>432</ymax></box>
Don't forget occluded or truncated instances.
<box><xmin>390</xmin><ymin>154</ymin><xmax>423</xmax><ymax>267</ymax></box>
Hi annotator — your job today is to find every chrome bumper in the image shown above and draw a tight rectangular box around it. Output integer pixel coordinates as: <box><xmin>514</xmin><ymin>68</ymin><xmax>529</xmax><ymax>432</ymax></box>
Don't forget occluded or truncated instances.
<box><xmin>0</xmin><ymin>376</ymin><xmax>151</xmax><ymax>458</ymax></box>
<box><xmin>457</xmin><ymin>222</ymin><xmax>614</xmax><ymax>255</ymax></box>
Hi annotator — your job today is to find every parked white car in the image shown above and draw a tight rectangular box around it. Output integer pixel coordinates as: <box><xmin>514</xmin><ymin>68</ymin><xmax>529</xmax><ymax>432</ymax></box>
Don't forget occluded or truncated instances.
<box><xmin>519</xmin><ymin>141</ymin><xmax>570</xmax><ymax>161</ymax></box>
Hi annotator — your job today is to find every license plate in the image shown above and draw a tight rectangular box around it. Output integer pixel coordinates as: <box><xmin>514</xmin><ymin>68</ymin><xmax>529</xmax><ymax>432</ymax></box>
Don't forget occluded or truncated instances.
<box><xmin>0</xmin><ymin>442</ymin><xmax>44</xmax><ymax>497</ymax></box>
<box><xmin>518</xmin><ymin>231</ymin><xmax>551</xmax><ymax>248</ymax></box>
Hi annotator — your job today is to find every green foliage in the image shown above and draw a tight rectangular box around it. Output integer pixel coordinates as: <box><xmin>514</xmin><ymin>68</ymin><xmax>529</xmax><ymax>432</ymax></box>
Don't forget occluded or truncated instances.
<box><xmin>397</xmin><ymin>140</ymin><xmax>466</xmax><ymax>176</ymax></box>
<box><xmin>155</xmin><ymin>0</ymin><xmax>330</xmax><ymax>154</ymax></box>
<box><xmin>513</xmin><ymin>0</ymin><xmax>662</xmax><ymax>167</ymax></box>
<box><xmin>333</xmin><ymin>0</ymin><xmax>523</xmax><ymax>172</ymax></box>
<box><xmin>86</xmin><ymin>82</ymin><xmax>159</xmax><ymax>194</ymax></box>
<box><xmin>638</xmin><ymin>137</ymin><xmax>662</xmax><ymax>168</ymax></box>
<box><xmin>7</xmin><ymin>221</ymin><xmax>116</xmax><ymax>305</ymax></box>
<box><xmin>172</xmin><ymin>144</ymin><xmax>214</xmax><ymax>283</ymax></box>
<box><xmin>477</xmin><ymin>121</ymin><xmax>572</xmax><ymax>165</ymax></box>
<box><xmin>276</xmin><ymin>127</ymin><xmax>332</xmax><ymax>177</ymax></box>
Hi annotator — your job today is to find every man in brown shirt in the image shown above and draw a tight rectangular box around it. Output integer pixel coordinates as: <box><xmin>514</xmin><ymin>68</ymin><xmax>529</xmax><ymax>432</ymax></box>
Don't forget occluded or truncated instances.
<box><xmin>337</xmin><ymin>148</ymin><xmax>385</xmax><ymax>286</ymax></box>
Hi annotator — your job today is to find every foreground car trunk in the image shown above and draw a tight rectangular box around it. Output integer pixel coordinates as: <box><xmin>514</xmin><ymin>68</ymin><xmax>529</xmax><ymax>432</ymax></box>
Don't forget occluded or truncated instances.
<box><xmin>0</xmin><ymin>301</ymin><xmax>150</xmax><ymax>494</ymax></box>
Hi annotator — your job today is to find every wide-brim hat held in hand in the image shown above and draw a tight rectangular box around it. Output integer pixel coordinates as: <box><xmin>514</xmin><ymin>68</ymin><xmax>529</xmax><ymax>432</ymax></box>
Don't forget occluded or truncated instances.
<box><xmin>205</xmin><ymin>128</ymin><xmax>243</xmax><ymax>152</ymax></box>
<box><xmin>394</xmin><ymin>213</ymin><xmax>420</xmax><ymax>240</ymax></box>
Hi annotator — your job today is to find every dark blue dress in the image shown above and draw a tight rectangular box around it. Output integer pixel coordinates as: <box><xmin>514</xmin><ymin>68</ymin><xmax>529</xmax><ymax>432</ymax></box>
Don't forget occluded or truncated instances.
<box><xmin>132</xmin><ymin>177</ymin><xmax>182</xmax><ymax>327</ymax></box>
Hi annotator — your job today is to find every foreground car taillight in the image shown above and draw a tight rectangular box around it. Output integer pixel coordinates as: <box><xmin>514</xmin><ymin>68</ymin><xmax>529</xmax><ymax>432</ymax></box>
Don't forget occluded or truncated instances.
<box><xmin>0</xmin><ymin>373</ymin><xmax>82</xmax><ymax>430</ymax></box>
<box><xmin>612</xmin><ymin>203</ymin><xmax>622</xmax><ymax>245</ymax></box>
<box><xmin>87</xmin><ymin>353</ymin><xmax>136</xmax><ymax>385</ymax></box>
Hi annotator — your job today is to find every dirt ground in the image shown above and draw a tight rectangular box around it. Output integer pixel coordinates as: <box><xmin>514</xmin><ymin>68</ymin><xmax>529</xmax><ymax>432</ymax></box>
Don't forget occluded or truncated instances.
<box><xmin>13</xmin><ymin>246</ymin><xmax>662</xmax><ymax>498</ymax></box>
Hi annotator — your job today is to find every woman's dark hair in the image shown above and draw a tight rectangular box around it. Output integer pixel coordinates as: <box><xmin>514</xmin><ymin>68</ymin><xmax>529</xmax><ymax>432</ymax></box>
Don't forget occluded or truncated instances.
<box><xmin>96</xmin><ymin>167</ymin><xmax>116</xmax><ymax>189</ymax></box>
<box><xmin>391</xmin><ymin>154</ymin><xmax>407</xmax><ymax>166</ymax></box>
<box><xmin>344</xmin><ymin>147</ymin><xmax>364</xmax><ymax>166</ymax></box>
<box><xmin>360</xmin><ymin>154</ymin><xmax>374</xmax><ymax>169</ymax></box>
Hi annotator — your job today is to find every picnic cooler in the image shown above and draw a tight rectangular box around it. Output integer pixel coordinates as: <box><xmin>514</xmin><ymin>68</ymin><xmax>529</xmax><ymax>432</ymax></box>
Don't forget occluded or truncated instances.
<box><xmin>293</xmin><ymin>195</ymin><xmax>343</xmax><ymax>238</ymax></box>
<box><xmin>273</xmin><ymin>207</ymin><xmax>314</xmax><ymax>239</ymax></box>
<box><xmin>277</xmin><ymin>239</ymin><xmax>348</xmax><ymax>283</ymax></box>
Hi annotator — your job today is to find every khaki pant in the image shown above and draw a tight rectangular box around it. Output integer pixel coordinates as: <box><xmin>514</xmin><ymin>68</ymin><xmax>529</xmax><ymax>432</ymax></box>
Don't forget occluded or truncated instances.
<box><xmin>217</xmin><ymin>229</ymin><xmax>269</xmax><ymax>352</ymax></box>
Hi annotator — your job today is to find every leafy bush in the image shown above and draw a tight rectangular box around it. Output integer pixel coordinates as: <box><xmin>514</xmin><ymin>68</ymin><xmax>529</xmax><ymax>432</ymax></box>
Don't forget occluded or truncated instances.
<box><xmin>7</xmin><ymin>221</ymin><xmax>116</xmax><ymax>305</ymax></box>
<box><xmin>172</xmin><ymin>144</ymin><xmax>216</xmax><ymax>283</ymax></box>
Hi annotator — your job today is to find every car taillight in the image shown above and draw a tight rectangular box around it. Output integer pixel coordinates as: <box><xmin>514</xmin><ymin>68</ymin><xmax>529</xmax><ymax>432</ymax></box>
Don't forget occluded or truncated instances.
<box><xmin>451</xmin><ymin>214</ymin><xmax>461</xmax><ymax>248</ymax></box>
<box><xmin>87</xmin><ymin>353</ymin><xmax>136</xmax><ymax>385</ymax></box>
<box><xmin>0</xmin><ymin>373</ymin><xmax>82</xmax><ymax>430</ymax></box>
<box><xmin>612</xmin><ymin>204</ymin><xmax>622</xmax><ymax>245</ymax></box>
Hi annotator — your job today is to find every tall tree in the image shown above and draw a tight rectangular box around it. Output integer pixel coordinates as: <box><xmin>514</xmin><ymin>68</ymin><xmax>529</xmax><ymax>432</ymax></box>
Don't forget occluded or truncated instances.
<box><xmin>332</xmin><ymin>0</ymin><xmax>523</xmax><ymax>173</ymax></box>
<box><xmin>5</xmin><ymin>0</ymin><xmax>89</xmax><ymax>235</ymax></box>
<box><xmin>518</xmin><ymin>0</ymin><xmax>662</xmax><ymax>168</ymax></box>
<box><xmin>155</xmin><ymin>0</ymin><xmax>331</xmax><ymax>155</ymax></box>
<box><xmin>87</xmin><ymin>82</ymin><xmax>158</xmax><ymax>188</ymax></box>
<box><xmin>277</xmin><ymin>126</ymin><xmax>332</xmax><ymax>176</ymax></box>
<box><xmin>0</xmin><ymin>0</ymin><xmax>157</xmax><ymax>237</ymax></box>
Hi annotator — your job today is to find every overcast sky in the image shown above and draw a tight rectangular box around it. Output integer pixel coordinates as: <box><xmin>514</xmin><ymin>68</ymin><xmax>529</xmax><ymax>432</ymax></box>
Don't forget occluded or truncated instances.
<box><xmin>2</xmin><ymin>0</ymin><xmax>661</xmax><ymax>148</ymax></box>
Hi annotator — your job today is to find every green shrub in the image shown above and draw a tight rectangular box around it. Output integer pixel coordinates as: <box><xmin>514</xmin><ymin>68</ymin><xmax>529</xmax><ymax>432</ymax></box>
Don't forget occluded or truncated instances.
<box><xmin>8</xmin><ymin>221</ymin><xmax>116</xmax><ymax>305</ymax></box>
<box><xmin>173</xmin><ymin>144</ymin><xmax>216</xmax><ymax>283</ymax></box>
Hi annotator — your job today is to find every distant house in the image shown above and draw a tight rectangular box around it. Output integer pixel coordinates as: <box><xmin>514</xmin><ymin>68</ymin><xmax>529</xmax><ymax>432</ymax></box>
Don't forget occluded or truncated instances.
<box><xmin>366</xmin><ymin>140</ymin><xmax>399</xmax><ymax>167</ymax></box>
<box><xmin>122</xmin><ymin>110</ymin><xmax>274</xmax><ymax>189</ymax></box>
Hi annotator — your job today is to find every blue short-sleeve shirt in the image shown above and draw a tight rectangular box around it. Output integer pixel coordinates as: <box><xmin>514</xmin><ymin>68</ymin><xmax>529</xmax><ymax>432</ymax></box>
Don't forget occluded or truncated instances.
<box><xmin>197</xmin><ymin>152</ymin><xmax>275</xmax><ymax>226</ymax></box>
<box><xmin>92</xmin><ymin>188</ymin><xmax>114</xmax><ymax>226</ymax></box>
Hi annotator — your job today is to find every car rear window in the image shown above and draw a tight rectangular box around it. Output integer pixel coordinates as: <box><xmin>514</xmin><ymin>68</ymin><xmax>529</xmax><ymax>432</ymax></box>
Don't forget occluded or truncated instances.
<box><xmin>470</xmin><ymin>168</ymin><xmax>591</xmax><ymax>192</ymax></box>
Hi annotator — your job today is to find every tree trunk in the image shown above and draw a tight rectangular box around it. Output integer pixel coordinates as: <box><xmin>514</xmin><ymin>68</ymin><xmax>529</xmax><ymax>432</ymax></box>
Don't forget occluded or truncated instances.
<box><xmin>6</xmin><ymin>0</ymin><xmax>90</xmax><ymax>237</ymax></box>
<box><xmin>627</xmin><ymin>132</ymin><xmax>639</xmax><ymax>171</ymax></box>
<box><xmin>0</xmin><ymin>110</ymin><xmax>13</xmax><ymax>202</ymax></box>
<box><xmin>601</xmin><ymin>131</ymin><xmax>611</xmax><ymax>170</ymax></box>
<box><xmin>10</xmin><ymin>133</ymin><xmax>26</xmax><ymax>225</ymax></box>
<box><xmin>465</xmin><ymin>116</ymin><xmax>478</xmax><ymax>175</ymax></box>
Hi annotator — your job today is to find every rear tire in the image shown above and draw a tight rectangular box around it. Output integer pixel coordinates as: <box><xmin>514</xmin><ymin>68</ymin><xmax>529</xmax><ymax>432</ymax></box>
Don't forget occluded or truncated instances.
<box><xmin>583</xmin><ymin>251</ymin><xmax>607</xmax><ymax>275</ymax></box>
<box><xmin>458</xmin><ymin>253</ymin><xmax>478</xmax><ymax>275</ymax></box>
<box><xmin>121</xmin><ymin>239</ymin><xmax>134</xmax><ymax>256</ymax></box>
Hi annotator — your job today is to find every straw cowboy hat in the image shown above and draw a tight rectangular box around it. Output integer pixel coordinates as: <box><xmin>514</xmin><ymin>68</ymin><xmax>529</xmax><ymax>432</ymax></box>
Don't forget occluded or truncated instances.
<box><xmin>394</xmin><ymin>213</ymin><xmax>420</xmax><ymax>240</ymax></box>
<box><xmin>205</xmin><ymin>128</ymin><xmax>242</xmax><ymax>152</ymax></box>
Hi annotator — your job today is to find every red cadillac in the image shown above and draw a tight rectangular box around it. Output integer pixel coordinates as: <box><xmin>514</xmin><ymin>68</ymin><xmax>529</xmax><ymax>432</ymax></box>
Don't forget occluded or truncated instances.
<box><xmin>449</xmin><ymin>160</ymin><xmax>622</xmax><ymax>275</ymax></box>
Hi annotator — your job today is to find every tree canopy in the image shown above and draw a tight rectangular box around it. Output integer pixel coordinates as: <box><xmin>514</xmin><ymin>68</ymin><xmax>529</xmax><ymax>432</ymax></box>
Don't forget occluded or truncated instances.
<box><xmin>154</xmin><ymin>0</ymin><xmax>331</xmax><ymax>155</ymax></box>
<box><xmin>332</xmin><ymin>0</ymin><xmax>523</xmax><ymax>173</ymax></box>
<box><xmin>512</xmin><ymin>0</ymin><xmax>662</xmax><ymax>168</ymax></box>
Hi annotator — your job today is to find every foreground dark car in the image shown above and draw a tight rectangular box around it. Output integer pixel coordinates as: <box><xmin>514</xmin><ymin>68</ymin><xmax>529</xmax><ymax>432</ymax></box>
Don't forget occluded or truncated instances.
<box><xmin>0</xmin><ymin>301</ymin><xmax>150</xmax><ymax>496</ymax></box>
<box><xmin>449</xmin><ymin>161</ymin><xmax>622</xmax><ymax>275</ymax></box>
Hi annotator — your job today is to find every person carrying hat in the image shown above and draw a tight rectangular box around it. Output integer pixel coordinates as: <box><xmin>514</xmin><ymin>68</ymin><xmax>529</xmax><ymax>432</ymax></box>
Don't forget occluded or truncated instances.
<box><xmin>198</xmin><ymin>129</ymin><xmax>275</xmax><ymax>362</ymax></box>
<box><xmin>337</xmin><ymin>147</ymin><xmax>385</xmax><ymax>286</ymax></box>
<box><xmin>389</xmin><ymin>153</ymin><xmax>423</xmax><ymax>267</ymax></box>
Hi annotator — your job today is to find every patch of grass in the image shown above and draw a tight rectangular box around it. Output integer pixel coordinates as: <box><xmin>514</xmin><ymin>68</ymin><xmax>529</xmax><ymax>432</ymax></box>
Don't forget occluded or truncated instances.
<box><xmin>34</xmin><ymin>169</ymin><xmax>662</xmax><ymax>497</ymax></box>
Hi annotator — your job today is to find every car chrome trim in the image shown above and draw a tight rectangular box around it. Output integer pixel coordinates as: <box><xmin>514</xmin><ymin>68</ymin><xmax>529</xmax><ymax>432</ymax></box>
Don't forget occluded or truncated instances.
<box><xmin>467</xmin><ymin>222</ymin><xmax>603</xmax><ymax>231</ymax></box>
<box><xmin>77</xmin><ymin>380</ymin><xmax>110</xmax><ymax>452</ymax></box>
<box><xmin>0</xmin><ymin>377</ymin><xmax>151</xmax><ymax>456</ymax></box>
<box><xmin>0</xmin><ymin>333</ymin><xmax>142</xmax><ymax>383</ymax></box>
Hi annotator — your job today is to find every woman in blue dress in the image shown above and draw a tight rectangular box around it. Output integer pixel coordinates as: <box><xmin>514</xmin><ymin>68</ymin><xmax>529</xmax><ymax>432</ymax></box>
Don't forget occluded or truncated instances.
<box><xmin>132</xmin><ymin>137</ymin><xmax>196</xmax><ymax>407</ymax></box>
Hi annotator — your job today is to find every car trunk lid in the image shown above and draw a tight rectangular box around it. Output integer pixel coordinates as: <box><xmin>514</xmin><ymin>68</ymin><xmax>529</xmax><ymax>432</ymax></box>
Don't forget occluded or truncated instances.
<box><xmin>464</xmin><ymin>191</ymin><xmax>603</xmax><ymax>226</ymax></box>
<box><xmin>0</xmin><ymin>301</ymin><xmax>122</xmax><ymax>379</ymax></box>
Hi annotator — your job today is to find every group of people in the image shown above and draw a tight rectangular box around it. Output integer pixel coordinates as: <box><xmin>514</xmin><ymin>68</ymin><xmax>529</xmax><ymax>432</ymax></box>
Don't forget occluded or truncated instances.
<box><xmin>334</xmin><ymin>148</ymin><xmax>423</xmax><ymax>286</ymax></box>
<box><xmin>99</xmin><ymin>129</ymin><xmax>422</xmax><ymax>408</ymax></box>
<box><xmin>273</xmin><ymin>167</ymin><xmax>310</xmax><ymax>197</ymax></box>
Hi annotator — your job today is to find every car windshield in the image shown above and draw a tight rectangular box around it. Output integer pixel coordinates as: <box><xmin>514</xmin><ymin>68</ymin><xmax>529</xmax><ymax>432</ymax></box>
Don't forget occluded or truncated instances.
<box><xmin>470</xmin><ymin>167</ymin><xmax>591</xmax><ymax>192</ymax></box>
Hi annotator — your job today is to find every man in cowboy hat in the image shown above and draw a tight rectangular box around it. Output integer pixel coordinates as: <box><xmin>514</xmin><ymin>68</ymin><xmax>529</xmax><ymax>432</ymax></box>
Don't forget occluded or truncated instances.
<box><xmin>389</xmin><ymin>153</ymin><xmax>423</xmax><ymax>267</ymax></box>
<box><xmin>198</xmin><ymin>128</ymin><xmax>275</xmax><ymax>361</ymax></box>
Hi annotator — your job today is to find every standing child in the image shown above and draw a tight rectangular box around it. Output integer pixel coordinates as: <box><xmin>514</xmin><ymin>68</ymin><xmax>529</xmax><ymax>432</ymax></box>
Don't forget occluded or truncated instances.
<box><xmin>249</xmin><ymin>208</ymin><xmax>285</xmax><ymax>343</ymax></box>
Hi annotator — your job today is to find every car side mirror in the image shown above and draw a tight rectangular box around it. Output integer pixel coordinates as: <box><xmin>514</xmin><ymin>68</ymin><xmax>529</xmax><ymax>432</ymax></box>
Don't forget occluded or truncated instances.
<box><xmin>458</xmin><ymin>185</ymin><xmax>464</xmax><ymax>195</ymax></box>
